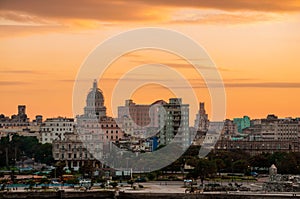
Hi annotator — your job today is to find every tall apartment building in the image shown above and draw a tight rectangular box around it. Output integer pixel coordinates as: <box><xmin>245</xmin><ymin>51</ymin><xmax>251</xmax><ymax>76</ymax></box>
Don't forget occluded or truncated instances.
<box><xmin>158</xmin><ymin>98</ymin><xmax>189</xmax><ymax>148</ymax></box>
<box><xmin>40</xmin><ymin>117</ymin><xmax>74</xmax><ymax>144</ymax></box>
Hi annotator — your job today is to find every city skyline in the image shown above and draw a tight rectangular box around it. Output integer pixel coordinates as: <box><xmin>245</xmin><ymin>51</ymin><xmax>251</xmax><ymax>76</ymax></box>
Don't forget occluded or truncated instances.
<box><xmin>1</xmin><ymin>1</ymin><xmax>300</xmax><ymax>120</ymax></box>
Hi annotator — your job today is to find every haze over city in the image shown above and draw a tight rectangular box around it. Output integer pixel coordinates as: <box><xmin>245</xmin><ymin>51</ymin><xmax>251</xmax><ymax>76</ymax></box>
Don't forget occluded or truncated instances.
<box><xmin>1</xmin><ymin>0</ymin><xmax>300</xmax><ymax>120</ymax></box>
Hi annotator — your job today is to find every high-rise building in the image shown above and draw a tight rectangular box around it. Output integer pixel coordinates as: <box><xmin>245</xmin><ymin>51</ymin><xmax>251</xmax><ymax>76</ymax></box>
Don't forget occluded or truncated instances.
<box><xmin>193</xmin><ymin>102</ymin><xmax>209</xmax><ymax>145</ymax></box>
<box><xmin>158</xmin><ymin>98</ymin><xmax>189</xmax><ymax>148</ymax></box>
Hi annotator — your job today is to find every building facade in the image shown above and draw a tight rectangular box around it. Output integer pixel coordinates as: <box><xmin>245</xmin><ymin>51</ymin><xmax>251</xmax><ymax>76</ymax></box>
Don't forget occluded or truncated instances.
<box><xmin>193</xmin><ymin>102</ymin><xmax>209</xmax><ymax>145</ymax></box>
<box><xmin>40</xmin><ymin>117</ymin><xmax>74</xmax><ymax>144</ymax></box>
<box><xmin>52</xmin><ymin>132</ymin><xmax>103</xmax><ymax>169</ymax></box>
<box><xmin>158</xmin><ymin>98</ymin><xmax>190</xmax><ymax>148</ymax></box>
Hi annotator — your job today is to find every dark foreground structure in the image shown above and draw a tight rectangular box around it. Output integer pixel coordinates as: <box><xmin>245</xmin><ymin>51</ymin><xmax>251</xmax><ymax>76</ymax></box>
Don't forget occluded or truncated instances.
<box><xmin>1</xmin><ymin>191</ymin><xmax>300</xmax><ymax>199</ymax></box>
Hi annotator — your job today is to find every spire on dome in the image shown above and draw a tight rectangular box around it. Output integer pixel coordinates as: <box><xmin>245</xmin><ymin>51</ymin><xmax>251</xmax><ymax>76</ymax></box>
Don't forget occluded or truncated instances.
<box><xmin>93</xmin><ymin>79</ymin><xmax>97</xmax><ymax>90</ymax></box>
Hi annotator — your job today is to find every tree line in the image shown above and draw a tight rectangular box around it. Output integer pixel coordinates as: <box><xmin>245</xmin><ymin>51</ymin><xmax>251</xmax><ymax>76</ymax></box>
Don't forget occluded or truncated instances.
<box><xmin>0</xmin><ymin>134</ymin><xmax>53</xmax><ymax>168</ymax></box>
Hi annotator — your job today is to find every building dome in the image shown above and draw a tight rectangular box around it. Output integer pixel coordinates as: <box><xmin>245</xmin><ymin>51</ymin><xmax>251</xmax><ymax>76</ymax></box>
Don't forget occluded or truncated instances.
<box><xmin>84</xmin><ymin>80</ymin><xmax>106</xmax><ymax>118</ymax></box>
<box><xmin>86</xmin><ymin>87</ymin><xmax>104</xmax><ymax>106</ymax></box>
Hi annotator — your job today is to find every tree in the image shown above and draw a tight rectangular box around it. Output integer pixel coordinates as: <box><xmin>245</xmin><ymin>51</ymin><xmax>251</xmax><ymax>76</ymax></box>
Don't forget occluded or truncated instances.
<box><xmin>53</xmin><ymin>161</ymin><xmax>66</xmax><ymax>179</ymax></box>
<box><xmin>232</xmin><ymin>159</ymin><xmax>249</xmax><ymax>173</ymax></box>
<box><xmin>249</xmin><ymin>153</ymin><xmax>270</xmax><ymax>170</ymax></box>
<box><xmin>215</xmin><ymin>159</ymin><xmax>226</xmax><ymax>175</ymax></box>
<box><xmin>79</xmin><ymin>161</ymin><xmax>94</xmax><ymax>178</ymax></box>
<box><xmin>191</xmin><ymin>158</ymin><xmax>217</xmax><ymax>184</ymax></box>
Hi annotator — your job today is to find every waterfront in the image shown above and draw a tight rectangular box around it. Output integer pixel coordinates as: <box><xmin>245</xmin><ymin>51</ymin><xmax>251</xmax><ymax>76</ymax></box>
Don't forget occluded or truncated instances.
<box><xmin>1</xmin><ymin>181</ymin><xmax>300</xmax><ymax>199</ymax></box>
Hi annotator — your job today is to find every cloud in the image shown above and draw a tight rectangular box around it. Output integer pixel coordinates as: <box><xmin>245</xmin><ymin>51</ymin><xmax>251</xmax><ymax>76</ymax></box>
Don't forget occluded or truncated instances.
<box><xmin>0</xmin><ymin>0</ymin><xmax>165</xmax><ymax>23</ymax></box>
<box><xmin>225</xmin><ymin>82</ymin><xmax>300</xmax><ymax>88</ymax></box>
<box><xmin>169</xmin><ymin>82</ymin><xmax>300</xmax><ymax>89</ymax></box>
<box><xmin>170</xmin><ymin>10</ymin><xmax>281</xmax><ymax>24</ymax></box>
<box><xmin>0</xmin><ymin>81</ymin><xmax>29</xmax><ymax>86</ymax></box>
<box><xmin>0</xmin><ymin>0</ymin><xmax>298</xmax><ymax>26</ymax></box>
<box><xmin>134</xmin><ymin>0</ymin><xmax>300</xmax><ymax>12</ymax></box>
<box><xmin>0</xmin><ymin>70</ymin><xmax>44</xmax><ymax>74</ymax></box>
<box><xmin>129</xmin><ymin>60</ymin><xmax>231</xmax><ymax>72</ymax></box>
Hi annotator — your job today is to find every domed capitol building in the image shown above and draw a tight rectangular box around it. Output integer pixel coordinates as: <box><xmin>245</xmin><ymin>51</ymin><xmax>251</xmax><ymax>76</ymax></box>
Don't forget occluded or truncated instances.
<box><xmin>83</xmin><ymin>80</ymin><xmax>106</xmax><ymax>118</ymax></box>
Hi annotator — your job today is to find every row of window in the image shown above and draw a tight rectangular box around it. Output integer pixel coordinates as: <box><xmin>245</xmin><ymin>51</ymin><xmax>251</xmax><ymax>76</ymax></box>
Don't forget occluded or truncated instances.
<box><xmin>42</xmin><ymin>128</ymin><xmax>72</xmax><ymax>132</ymax></box>
<box><xmin>57</xmin><ymin>153</ymin><xmax>93</xmax><ymax>159</ymax></box>
<box><xmin>81</xmin><ymin>124</ymin><xmax>119</xmax><ymax>128</ymax></box>
<box><xmin>46</xmin><ymin>122</ymin><xmax>73</xmax><ymax>126</ymax></box>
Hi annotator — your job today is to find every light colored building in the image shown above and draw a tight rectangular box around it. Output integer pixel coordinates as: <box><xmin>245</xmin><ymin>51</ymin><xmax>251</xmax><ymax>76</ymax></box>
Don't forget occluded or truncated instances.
<box><xmin>52</xmin><ymin>132</ymin><xmax>103</xmax><ymax>169</ymax></box>
<box><xmin>247</xmin><ymin>115</ymin><xmax>300</xmax><ymax>141</ymax></box>
<box><xmin>158</xmin><ymin>98</ymin><xmax>190</xmax><ymax>148</ymax></box>
<box><xmin>40</xmin><ymin>117</ymin><xmax>74</xmax><ymax>144</ymax></box>
<box><xmin>193</xmin><ymin>102</ymin><xmax>209</xmax><ymax>145</ymax></box>
<box><xmin>83</xmin><ymin>80</ymin><xmax>106</xmax><ymax>118</ymax></box>
<box><xmin>53</xmin><ymin>80</ymin><xmax>124</xmax><ymax>169</ymax></box>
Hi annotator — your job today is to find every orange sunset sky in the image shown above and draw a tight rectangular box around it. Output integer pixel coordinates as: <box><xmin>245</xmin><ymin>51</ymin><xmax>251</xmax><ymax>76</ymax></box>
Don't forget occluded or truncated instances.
<box><xmin>0</xmin><ymin>0</ymin><xmax>300</xmax><ymax>122</ymax></box>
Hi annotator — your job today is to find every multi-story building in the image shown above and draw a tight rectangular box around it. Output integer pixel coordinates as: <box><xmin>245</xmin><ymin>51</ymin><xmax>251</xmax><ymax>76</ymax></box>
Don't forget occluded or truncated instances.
<box><xmin>53</xmin><ymin>80</ymin><xmax>125</xmax><ymax>168</ymax></box>
<box><xmin>158</xmin><ymin>98</ymin><xmax>190</xmax><ymax>148</ymax></box>
<box><xmin>75</xmin><ymin>80</ymin><xmax>107</xmax><ymax>148</ymax></box>
<box><xmin>40</xmin><ymin>117</ymin><xmax>74</xmax><ymax>144</ymax></box>
<box><xmin>52</xmin><ymin>132</ymin><xmax>103</xmax><ymax>169</ymax></box>
<box><xmin>100</xmin><ymin>116</ymin><xmax>124</xmax><ymax>142</ymax></box>
<box><xmin>193</xmin><ymin>102</ymin><xmax>209</xmax><ymax>145</ymax></box>
<box><xmin>233</xmin><ymin>116</ymin><xmax>250</xmax><ymax>133</ymax></box>
<box><xmin>246</xmin><ymin>115</ymin><xmax>300</xmax><ymax>141</ymax></box>
<box><xmin>215</xmin><ymin>115</ymin><xmax>300</xmax><ymax>155</ymax></box>
<box><xmin>118</xmin><ymin>99</ymin><xmax>166</xmax><ymax>138</ymax></box>
<box><xmin>0</xmin><ymin>105</ymin><xmax>30</xmax><ymax>128</ymax></box>
<box><xmin>215</xmin><ymin>139</ymin><xmax>300</xmax><ymax>156</ymax></box>
<box><xmin>222</xmin><ymin>119</ymin><xmax>237</xmax><ymax>136</ymax></box>
<box><xmin>0</xmin><ymin>105</ymin><xmax>41</xmax><ymax>139</ymax></box>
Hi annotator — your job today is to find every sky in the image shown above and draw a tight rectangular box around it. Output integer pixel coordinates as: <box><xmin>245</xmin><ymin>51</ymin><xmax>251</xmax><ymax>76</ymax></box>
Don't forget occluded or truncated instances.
<box><xmin>0</xmin><ymin>0</ymin><xmax>300</xmax><ymax>122</ymax></box>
